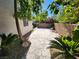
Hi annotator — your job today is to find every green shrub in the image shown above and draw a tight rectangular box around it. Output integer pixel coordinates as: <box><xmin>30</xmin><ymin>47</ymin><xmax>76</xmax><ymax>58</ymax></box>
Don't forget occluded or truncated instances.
<box><xmin>72</xmin><ymin>25</ymin><xmax>79</xmax><ymax>42</ymax></box>
<box><xmin>0</xmin><ymin>33</ymin><xmax>20</xmax><ymax>48</ymax></box>
<box><xmin>49</xmin><ymin>26</ymin><xmax>79</xmax><ymax>59</ymax></box>
<box><xmin>0</xmin><ymin>33</ymin><xmax>22</xmax><ymax>57</ymax></box>
<box><xmin>49</xmin><ymin>36</ymin><xmax>79</xmax><ymax>59</ymax></box>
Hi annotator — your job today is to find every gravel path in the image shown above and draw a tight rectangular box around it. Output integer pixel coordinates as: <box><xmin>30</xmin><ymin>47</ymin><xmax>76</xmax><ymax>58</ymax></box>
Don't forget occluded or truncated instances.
<box><xmin>26</xmin><ymin>28</ymin><xmax>59</xmax><ymax>59</ymax></box>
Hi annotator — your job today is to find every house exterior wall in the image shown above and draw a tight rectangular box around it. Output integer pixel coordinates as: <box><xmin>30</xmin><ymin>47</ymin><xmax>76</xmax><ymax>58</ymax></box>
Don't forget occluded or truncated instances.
<box><xmin>19</xmin><ymin>20</ymin><xmax>33</xmax><ymax>35</ymax></box>
<box><xmin>0</xmin><ymin>0</ymin><xmax>33</xmax><ymax>35</ymax></box>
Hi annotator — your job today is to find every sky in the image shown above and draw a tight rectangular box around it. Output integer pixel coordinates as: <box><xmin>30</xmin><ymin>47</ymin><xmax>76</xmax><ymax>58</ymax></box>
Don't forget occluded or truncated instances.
<box><xmin>42</xmin><ymin>0</ymin><xmax>54</xmax><ymax>17</ymax></box>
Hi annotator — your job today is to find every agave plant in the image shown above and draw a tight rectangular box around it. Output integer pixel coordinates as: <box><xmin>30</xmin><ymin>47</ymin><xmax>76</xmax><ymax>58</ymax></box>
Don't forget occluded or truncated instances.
<box><xmin>49</xmin><ymin>36</ymin><xmax>79</xmax><ymax>59</ymax></box>
<box><xmin>0</xmin><ymin>33</ymin><xmax>20</xmax><ymax>56</ymax></box>
<box><xmin>0</xmin><ymin>33</ymin><xmax>20</xmax><ymax>48</ymax></box>
<box><xmin>72</xmin><ymin>25</ymin><xmax>79</xmax><ymax>42</ymax></box>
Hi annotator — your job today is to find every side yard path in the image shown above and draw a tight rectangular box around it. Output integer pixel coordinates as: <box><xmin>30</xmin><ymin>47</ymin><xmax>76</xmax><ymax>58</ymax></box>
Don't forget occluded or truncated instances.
<box><xmin>26</xmin><ymin>28</ymin><xmax>59</xmax><ymax>59</ymax></box>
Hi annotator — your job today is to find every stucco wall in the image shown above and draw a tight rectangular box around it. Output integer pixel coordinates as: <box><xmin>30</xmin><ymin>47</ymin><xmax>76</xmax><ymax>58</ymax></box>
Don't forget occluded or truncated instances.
<box><xmin>0</xmin><ymin>0</ymin><xmax>33</xmax><ymax>35</ymax></box>
<box><xmin>19</xmin><ymin>20</ymin><xmax>33</xmax><ymax>35</ymax></box>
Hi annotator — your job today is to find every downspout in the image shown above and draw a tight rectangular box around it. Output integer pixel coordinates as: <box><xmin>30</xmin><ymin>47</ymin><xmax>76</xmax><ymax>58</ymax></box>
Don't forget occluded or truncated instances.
<box><xmin>14</xmin><ymin>0</ymin><xmax>23</xmax><ymax>40</ymax></box>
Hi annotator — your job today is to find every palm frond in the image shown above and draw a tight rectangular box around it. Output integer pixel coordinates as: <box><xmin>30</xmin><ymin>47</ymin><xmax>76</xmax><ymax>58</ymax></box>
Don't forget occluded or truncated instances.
<box><xmin>0</xmin><ymin>33</ymin><xmax>19</xmax><ymax>47</ymax></box>
<box><xmin>6</xmin><ymin>34</ymin><xmax>19</xmax><ymax>45</ymax></box>
<box><xmin>0</xmin><ymin>33</ymin><xmax>7</xmax><ymax>41</ymax></box>
<box><xmin>49</xmin><ymin>40</ymin><xmax>64</xmax><ymax>50</ymax></box>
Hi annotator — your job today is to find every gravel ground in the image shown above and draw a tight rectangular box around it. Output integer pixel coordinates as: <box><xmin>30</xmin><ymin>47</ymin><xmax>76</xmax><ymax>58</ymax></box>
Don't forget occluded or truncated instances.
<box><xmin>26</xmin><ymin>28</ymin><xmax>59</xmax><ymax>59</ymax></box>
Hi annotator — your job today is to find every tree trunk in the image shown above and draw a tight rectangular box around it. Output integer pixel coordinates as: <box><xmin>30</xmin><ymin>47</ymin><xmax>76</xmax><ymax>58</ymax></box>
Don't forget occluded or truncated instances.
<box><xmin>14</xmin><ymin>0</ymin><xmax>23</xmax><ymax>40</ymax></box>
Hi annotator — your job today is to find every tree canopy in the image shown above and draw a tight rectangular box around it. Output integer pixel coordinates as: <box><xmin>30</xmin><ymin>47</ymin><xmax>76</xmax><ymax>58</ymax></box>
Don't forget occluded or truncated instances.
<box><xmin>33</xmin><ymin>11</ymin><xmax>48</xmax><ymax>22</ymax></box>
<box><xmin>16</xmin><ymin>0</ymin><xmax>79</xmax><ymax>23</ymax></box>
<box><xmin>17</xmin><ymin>0</ymin><xmax>44</xmax><ymax>20</ymax></box>
<box><xmin>48</xmin><ymin>0</ymin><xmax>79</xmax><ymax>23</ymax></box>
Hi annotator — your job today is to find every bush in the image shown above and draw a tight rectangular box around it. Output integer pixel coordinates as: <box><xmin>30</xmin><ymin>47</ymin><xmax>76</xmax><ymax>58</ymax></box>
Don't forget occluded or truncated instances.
<box><xmin>0</xmin><ymin>33</ymin><xmax>21</xmax><ymax>56</ymax></box>
<box><xmin>49</xmin><ymin>25</ymin><xmax>79</xmax><ymax>59</ymax></box>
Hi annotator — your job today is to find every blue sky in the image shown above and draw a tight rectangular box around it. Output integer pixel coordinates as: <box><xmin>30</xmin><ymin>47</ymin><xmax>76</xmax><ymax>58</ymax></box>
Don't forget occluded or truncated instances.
<box><xmin>42</xmin><ymin>0</ymin><xmax>54</xmax><ymax>17</ymax></box>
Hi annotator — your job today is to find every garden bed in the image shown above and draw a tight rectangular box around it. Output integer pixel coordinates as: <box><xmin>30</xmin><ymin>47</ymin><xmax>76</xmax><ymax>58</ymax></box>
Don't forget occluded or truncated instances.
<box><xmin>37</xmin><ymin>23</ymin><xmax>52</xmax><ymax>28</ymax></box>
<box><xmin>32</xmin><ymin>22</ymin><xmax>53</xmax><ymax>28</ymax></box>
<box><xmin>0</xmin><ymin>41</ymin><xmax>31</xmax><ymax>59</ymax></box>
<box><xmin>49</xmin><ymin>48</ymin><xmax>79</xmax><ymax>59</ymax></box>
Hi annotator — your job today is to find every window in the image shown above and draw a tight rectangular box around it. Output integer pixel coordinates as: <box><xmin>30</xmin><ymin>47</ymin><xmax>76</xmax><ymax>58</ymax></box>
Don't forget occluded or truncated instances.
<box><xmin>23</xmin><ymin>18</ymin><xmax>28</xmax><ymax>26</ymax></box>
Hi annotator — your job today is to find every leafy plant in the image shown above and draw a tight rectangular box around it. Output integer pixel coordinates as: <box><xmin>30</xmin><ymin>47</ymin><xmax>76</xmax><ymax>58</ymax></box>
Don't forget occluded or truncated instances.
<box><xmin>55</xmin><ymin>5</ymin><xmax>78</xmax><ymax>23</ymax></box>
<box><xmin>72</xmin><ymin>25</ymin><xmax>79</xmax><ymax>42</ymax></box>
<box><xmin>0</xmin><ymin>33</ymin><xmax>21</xmax><ymax>56</ymax></box>
<box><xmin>48</xmin><ymin>0</ymin><xmax>79</xmax><ymax>23</ymax></box>
<box><xmin>17</xmin><ymin>0</ymin><xmax>44</xmax><ymax>20</ymax></box>
<box><xmin>0</xmin><ymin>33</ymin><xmax>20</xmax><ymax>49</ymax></box>
<box><xmin>49</xmin><ymin>25</ymin><xmax>79</xmax><ymax>59</ymax></box>
<box><xmin>49</xmin><ymin>36</ymin><xmax>79</xmax><ymax>59</ymax></box>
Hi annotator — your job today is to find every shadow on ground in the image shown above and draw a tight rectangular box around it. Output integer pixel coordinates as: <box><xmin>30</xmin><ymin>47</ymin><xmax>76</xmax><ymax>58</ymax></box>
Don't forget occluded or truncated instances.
<box><xmin>0</xmin><ymin>39</ymin><xmax>31</xmax><ymax>59</ymax></box>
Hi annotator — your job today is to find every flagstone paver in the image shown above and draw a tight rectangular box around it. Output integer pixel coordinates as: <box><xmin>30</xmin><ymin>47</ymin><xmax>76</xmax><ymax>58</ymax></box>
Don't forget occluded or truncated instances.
<box><xmin>26</xmin><ymin>28</ymin><xmax>59</xmax><ymax>59</ymax></box>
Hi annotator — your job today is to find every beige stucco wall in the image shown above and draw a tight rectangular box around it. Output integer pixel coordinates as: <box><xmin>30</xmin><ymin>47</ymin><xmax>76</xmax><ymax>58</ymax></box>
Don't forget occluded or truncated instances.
<box><xmin>19</xmin><ymin>20</ymin><xmax>33</xmax><ymax>35</ymax></box>
<box><xmin>0</xmin><ymin>0</ymin><xmax>33</xmax><ymax>35</ymax></box>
